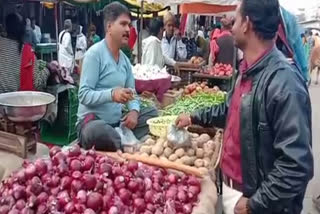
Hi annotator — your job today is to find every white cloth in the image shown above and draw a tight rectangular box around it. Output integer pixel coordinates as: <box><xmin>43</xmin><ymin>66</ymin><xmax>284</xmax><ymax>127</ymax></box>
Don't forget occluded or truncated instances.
<box><xmin>58</xmin><ymin>30</ymin><xmax>74</xmax><ymax>70</ymax></box>
<box><xmin>133</xmin><ymin>29</ymin><xmax>150</xmax><ymax>63</ymax></box>
<box><xmin>75</xmin><ymin>27</ymin><xmax>87</xmax><ymax>60</ymax></box>
<box><xmin>33</xmin><ymin>25</ymin><xmax>41</xmax><ymax>43</ymax></box>
<box><xmin>161</xmin><ymin>32</ymin><xmax>187</xmax><ymax>61</ymax></box>
<box><xmin>222</xmin><ymin>182</ymin><xmax>243</xmax><ymax>214</ymax></box>
<box><xmin>141</xmin><ymin>36</ymin><xmax>176</xmax><ymax>67</ymax></box>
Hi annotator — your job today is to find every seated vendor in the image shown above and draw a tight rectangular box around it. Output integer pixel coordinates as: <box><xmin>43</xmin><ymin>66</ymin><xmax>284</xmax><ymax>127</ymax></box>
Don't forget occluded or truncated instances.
<box><xmin>77</xmin><ymin>2</ymin><xmax>158</xmax><ymax>151</ymax></box>
<box><xmin>0</xmin><ymin>13</ymin><xmax>49</xmax><ymax>93</ymax></box>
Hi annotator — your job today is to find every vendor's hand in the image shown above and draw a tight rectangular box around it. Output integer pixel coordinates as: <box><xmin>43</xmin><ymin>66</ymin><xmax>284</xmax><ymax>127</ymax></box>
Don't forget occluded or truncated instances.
<box><xmin>174</xmin><ymin>63</ymin><xmax>180</xmax><ymax>75</ymax></box>
<box><xmin>234</xmin><ymin>196</ymin><xmax>250</xmax><ymax>214</ymax></box>
<box><xmin>122</xmin><ymin>110</ymin><xmax>139</xmax><ymax>129</ymax></box>
<box><xmin>112</xmin><ymin>88</ymin><xmax>134</xmax><ymax>104</ymax></box>
<box><xmin>176</xmin><ymin>114</ymin><xmax>192</xmax><ymax>128</ymax></box>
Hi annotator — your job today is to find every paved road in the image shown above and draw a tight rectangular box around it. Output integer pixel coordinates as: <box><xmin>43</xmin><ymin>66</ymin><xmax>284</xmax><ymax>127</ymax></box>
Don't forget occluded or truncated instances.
<box><xmin>303</xmin><ymin>83</ymin><xmax>320</xmax><ymax>214</ymax></box>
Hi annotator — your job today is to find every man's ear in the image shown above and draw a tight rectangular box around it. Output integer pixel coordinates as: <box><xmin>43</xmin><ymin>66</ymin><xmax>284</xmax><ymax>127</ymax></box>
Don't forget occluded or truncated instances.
<box><xmin>243</xmin><ymin>16</ymin><xmax>250</xmax><ymax>34</ymax></box>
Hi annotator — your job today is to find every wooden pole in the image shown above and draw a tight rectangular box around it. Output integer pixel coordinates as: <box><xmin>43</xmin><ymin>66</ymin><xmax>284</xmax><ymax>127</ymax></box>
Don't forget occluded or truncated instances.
<box><xmin>138</xmin><ymin>0</ymin><xmax>144</xmax><ymax>63</ymax></box>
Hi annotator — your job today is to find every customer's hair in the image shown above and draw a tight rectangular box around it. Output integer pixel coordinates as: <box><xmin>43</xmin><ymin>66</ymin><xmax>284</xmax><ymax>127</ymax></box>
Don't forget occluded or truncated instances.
<box><xmin>64</xmin><ymin>19</ymin><xmax>72</xmax><ymax>30</ymax></box>
<box><xmin>89</xmin><ymin>24</ymin><xmax>96</xmax><ymax>32</ymax></box>
<box><xmin>149</xmin><ymin>18</ymin><xmax>164</xmax><ymax>37</ymax></box>
<box><xmin>5</xmin><ymin>13</ymin><xmax>25</xmax><ymax>52</ymax></box>
<box><xmin>240</xmin><ymin>0</ymin><xmax>280</xmax><ymax>40</ymax></box>
<box><xmin>103</xmin><ymin>2</ymin><xmax>131</xmax><ymax>27</ymax></box>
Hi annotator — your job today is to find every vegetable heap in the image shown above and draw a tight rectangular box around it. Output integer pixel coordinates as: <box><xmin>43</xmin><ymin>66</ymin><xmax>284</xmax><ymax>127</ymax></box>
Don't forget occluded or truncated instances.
<box><xmin>132</xmin><ymin>64</ymin><xmax>170</xmax><ymax>80</ymax></box>
<box><xmin>162</xmin><ymin>92</ymin><xmax>226</xmax><ymax>116</ymax></box>
<box><xmin>202</xmin><ymin>63</ymin><xmax>233</xmax><ymax>77</ymax></box>
<box><xmin>0</xmin><ymin>145</ymin><xmax>201</xmax><ymax>214</ymax></box>
<box><xmin>183</xmin><ymin>82</ymin><xmax>221</xmax><ymax>96</ymax></box>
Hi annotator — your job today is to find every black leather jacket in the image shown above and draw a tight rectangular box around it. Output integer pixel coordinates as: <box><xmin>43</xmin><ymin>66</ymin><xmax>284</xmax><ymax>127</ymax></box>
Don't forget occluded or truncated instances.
<box><xmin>191</xmin><ymin>47</ymin><xmax>313</xmax><ymax>214</ymax></box>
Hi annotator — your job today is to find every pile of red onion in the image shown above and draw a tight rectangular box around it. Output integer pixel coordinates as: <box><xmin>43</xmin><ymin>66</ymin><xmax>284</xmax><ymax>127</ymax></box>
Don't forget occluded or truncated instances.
<box><xmin>0</xmin><ymin>145</ymin><xmax>201</xmax><ymax>214</ymax></box>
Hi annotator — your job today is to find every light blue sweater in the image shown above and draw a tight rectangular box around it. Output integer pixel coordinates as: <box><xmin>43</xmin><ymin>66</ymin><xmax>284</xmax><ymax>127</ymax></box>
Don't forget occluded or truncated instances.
<box><xmin>77</xmin><ymin>39</ymin><xmax>140</xmax><ymax>125</ymax></box>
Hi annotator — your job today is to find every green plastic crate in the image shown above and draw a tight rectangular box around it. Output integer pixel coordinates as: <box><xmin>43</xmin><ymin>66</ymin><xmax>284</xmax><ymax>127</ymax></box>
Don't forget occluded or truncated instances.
<box><xmin>40</xmin><ymin>87</ymin><xmax>79</xmax><ymax>146</ymax></box>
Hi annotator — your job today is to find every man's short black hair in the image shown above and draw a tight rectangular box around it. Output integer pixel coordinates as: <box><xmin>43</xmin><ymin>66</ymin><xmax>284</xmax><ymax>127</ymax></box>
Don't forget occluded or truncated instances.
<box><xmin>103</xmin><ymin>2</ymin><xmax>131</xmax><ymax>27</ymax></box>
<box><xmin>149</xmin><ymin>18</ymin><xmax>164</xmax><ymax>36</ymax></box>
<box><xmin>240</xmin><ymin>0</ymin><xmax>280</xmax><ymax>40</ymax></box>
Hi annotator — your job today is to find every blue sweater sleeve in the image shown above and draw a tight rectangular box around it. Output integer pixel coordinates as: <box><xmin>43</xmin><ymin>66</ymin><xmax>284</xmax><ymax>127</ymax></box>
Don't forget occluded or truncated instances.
<box><xmin>78</xmin><ymin>50</ymin><xmax>113</xmax><ymax>106</ymax></box>
<box><xmin>125</xmin><ymin>62</ymin><xmax>140</xmax><ymax>112</ymax></box>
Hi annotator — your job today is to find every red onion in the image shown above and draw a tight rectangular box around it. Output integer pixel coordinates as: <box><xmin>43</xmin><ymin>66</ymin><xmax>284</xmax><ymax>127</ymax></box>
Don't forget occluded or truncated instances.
<box><xmin>75</xmin><ymin>203</ymin><xmax>86</xmax><ymax>212</ymax></box>
<box><xmin>83</xmin><ymin>156</ymin><xmax>95</xmax><ymax>171</ymax></box>
<box><xmin>177</xmin><ymin>191</ymin><xmax>187</xmax><ymax>203</ymax></box>
<box><xmin>102</xmin><ymin>194</ymin><xmax>113</xmax><ymax>210</ymax></box>
<box><xmin>64</xmin><ymin>202</ymin><xmax>75</xmax><ymax>214</ymax></box>
<box><xmin>61</xmin><ymin>176</ymin><xmax>72</xmax><ymax>190</ymax></box>
<box><xmin>36</xmin><ymin>192</ymin><xmax>48</xmax><ymax>204</ymax></box>
<box><xmin>72</xmin><ymin>171</ymin><xmax>82</xmax><ymax>180</ymax></box>
<box><xmin>57</xmin><ymin>190</ymin><xmax>70</xmax><ymax>207</ymax></box>
<box><xmin>57</xmin><ymin>162</ymin><xmax>68</xmax><ymax>176</ymax></box>
<box><xmin>128</xmin><ymin>180</ymin><xmax>139</xmax><ymax>192</ymax></box>
<box><xmin>167</xmin><ymin>174</ymin><xmax>178</xmax><ymax>184</ymax></box>
<box><xmin>146</xmin><ymin>203</ymin><xmax>156</xmax><ymax>212</ymax></box>
<box><xmin>52</xmin><ymin>152</ymin><xmax>67</xmax><ymax>165</ymax></box>
<box><xmin>12</xmin><ymin>185</ymin><xmax>26</xmax><ymax>200</ymax></box>
<box><xmin>86</xmin><ymin>192</ymin><xmax>103</xmax><ymax>211</ymax></box>
<box><xmin>183</xmin><ymin>203</ymin><xmax>192</xmax><ymax>214</ymax></box>
<box><xmin>34</xmin><ymin>159</ymin><xmax>48</xmax><ymax>176</ymax></box>
<box><xmin>189</xmin><ymin>185</ymin><xmax>201</xmax><ymax>195</ymax></box>
<box><xmin>83</xmin><ymin>174</ymin><xmax>97</xmax><ymax>190</ymax></box>
<box><xmin>41</xmin><ymin>174</ymin><xmax>51</xmax><ymax>185</ymax></box>
<box><xmin>49</xmin><ymin>176</ymin><xmax>60</xmax><ymax>188</ymax></box>
<box><xmin>144</xmin><ymin>190</ymin><xmax>154</xmax><ymax>203</ymax></box>
<box><xmin>27</xmin><ymin>195</ymin><xmax>37</xmax><ymax>208</ymax></box>
<box><xmin>153</xmin><ymin>192</ymin><xmax>165</xmax><ymax>205</ymax></box>
<box><xmin>76</xmin><ymin>190</ymin><xmax>87</xmax><ymax>204</ymax></box>
<box><xmin>118</xmin><ymin>188</ymin><xmax>131</xmax><ymax>205</ymax></box>
<box><xmin>108</xmin><ymin>206</ymin><xmax>119</xmax><ymax>214</ymax></box>
<box><xmin>0</xmin><ymin>205</ymin><xmax>10</xmax><ymax>214</ymax></box>
<box><xmin>25</xmin><ymin>164</ymin><xmax>36</xmax><ymax>179</ymax></box>
<box><xmin>70</xmin><ymin>159</ymin><xmax>82</xmax><ymax>172</ymax></box>
<box><xmin>84</xmin><ymin>208</ymin><xmax>96</xmax><ymax>214</ymax></box>
<box><xmin>114</xmin><ymin>176</ymin><xmax>125</xmax><ymax>190</ymax></box>
<box><xmin>20</xmin><ymin>207</ymin><xmax>35</xmax><ymax>214</ymax></box>
<box><xmin>133</xmin><ymin>198</ymin><xmax>146</xmax><ymax>212</ymax></box>
<box><xmin>153</xmin><ymin>182</ymin><xmax>162</xmax><ymax>192</ymax></box>
<box><xmin>8</xmin><ymin>209</ymin><xmax>19</xmax><ymax>214</ymax></box>
<box><xmin>68</xmin><ymin>145</ymin><xmax>81</xmax><ymax>157</ymax></box>
<box><xmin>112</xmin><ymin>166</ymin><xmax>123</xmax><ymax>177</ymax></box>
<box><xmin>16</xmin><ymin>169</ymin><xmax>26</xmax><ymax>184</ymax></box>
<box><xmin>50</xmin><ymin>187</ymin><xmax>60</xmax><ymax>196</ymax></box>
<box><xmin>71</xmin><ymin>180</ymin><xmax>83</xmax><ymax>193</ymax></box>
<box><xmin>165</xmin><ymin>188</ymin><xmax>177</xmax><ymax>200</ymax></box>
<box><xmin>86</xmin><ymin>148</ymin><xmax>97</xmax><ymax>158</ymax></box>
<box><xmin>49</xmin><ymin>146</ymin><xmax>61</xmax><ymax>158</ymax></box>
<box><xmin>15</xmin><ymin>199</ymin><xmax>26</xmax><ymax>210</ymax></box>
<box><xmin>187</xmin><ymin>176</ymin><xmax>200</xmax><ymax>186</ymax></box>
<box><xmin>30</xmin><ymin>176</ymin><xmax>43</xmax><ymax>195</ymax></box>
<box><xmin>36</xmin><ymin>204</ymin><xmax>48</xmax><ymax>214</ymax></box>
<box><xmin>127</xmin><ymin>161</ymin><xmax>138</xmax><ymax>172</ymax></box>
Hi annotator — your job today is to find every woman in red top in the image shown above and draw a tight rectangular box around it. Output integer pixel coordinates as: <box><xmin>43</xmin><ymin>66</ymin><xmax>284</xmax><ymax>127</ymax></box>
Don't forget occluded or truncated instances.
<box><xmin>0</xmin><ymin>13</ymin><xmax>49</xmax><ymax>93</ymax></box>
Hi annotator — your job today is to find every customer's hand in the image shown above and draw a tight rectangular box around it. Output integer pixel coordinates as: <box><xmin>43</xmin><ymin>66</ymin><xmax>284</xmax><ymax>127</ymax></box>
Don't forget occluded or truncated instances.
<box><xmin>175</xmin><ymin>114</ymin><xmax>192</xmax><ymax>128</ymax></box>
<box><xmin>112</xmin><ymin>88</ymin><xmax>134</xmax><ymax>104</ymax></box>
<box><xmin>234</xmin><ymin>196</ymin><xmax>250</xmax><ymax>214</ymax></box>
<box><xmin>122</xmin><ymin>110</ymin><xmax>139</xmax><ymax>130</ymax></box>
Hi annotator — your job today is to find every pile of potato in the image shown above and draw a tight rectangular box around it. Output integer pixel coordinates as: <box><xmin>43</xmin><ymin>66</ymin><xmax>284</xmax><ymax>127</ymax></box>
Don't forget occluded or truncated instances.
<box><xmin>137</xmin><ymin>130</ymin><xmax>223</xmax><ymax>171</ymax></box>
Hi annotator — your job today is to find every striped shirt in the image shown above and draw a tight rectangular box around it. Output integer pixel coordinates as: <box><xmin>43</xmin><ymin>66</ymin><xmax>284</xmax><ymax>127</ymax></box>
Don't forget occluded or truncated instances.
<box><xmin>0</xmin><ymin>36</ymin><xmax>49</xmax><ymax>93</ymax></box>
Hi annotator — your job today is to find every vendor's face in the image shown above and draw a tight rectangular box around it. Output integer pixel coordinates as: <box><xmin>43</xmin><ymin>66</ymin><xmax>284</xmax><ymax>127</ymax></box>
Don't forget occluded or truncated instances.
<box><xmin>165</xmin><ymin>20</ymin><xmax>175</xmax><ymax>37</ymax></box>
<box><xmin>231</xmin><ymin>2</ymin><xmax>248</xmax><ymax>50</ymax></box>
<box><xmin>107</xmin><ymin>14</ymin><xmax>131</xmax><ymax>47</ymax></box>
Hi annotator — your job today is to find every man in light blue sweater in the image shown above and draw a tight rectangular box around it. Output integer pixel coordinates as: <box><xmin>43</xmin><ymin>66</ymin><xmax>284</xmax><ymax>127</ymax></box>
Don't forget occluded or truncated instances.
<box><xmin>77</xmin><ymin>2</ymin><xmax>157</xmax><ymax>151</ymax></box>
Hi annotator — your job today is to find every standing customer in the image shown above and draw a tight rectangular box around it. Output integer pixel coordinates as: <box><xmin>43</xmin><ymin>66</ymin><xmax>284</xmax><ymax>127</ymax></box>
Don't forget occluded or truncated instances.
<box><xmin>58</xmin><ymin>19</ymin><xmax>74</xmax><ymax>71</ymax></box>
<box><xmin>31</xmin><ymin>17</ymin><xmax>41</xmax><ymax>43</ymax></box>
<box><xmin>77</xmin><ymin>2</ymin><xmax>157</xmax><ymax>151</ymax></box>
<box><xmin>176</xmin><ymin>0</ymin><xmax>313</xmax><ymax>213</ymax></box>
<box><xmin>87</xmin><ymin>24</ymin><xmax>101</xmax><ymax>48</ymax></box>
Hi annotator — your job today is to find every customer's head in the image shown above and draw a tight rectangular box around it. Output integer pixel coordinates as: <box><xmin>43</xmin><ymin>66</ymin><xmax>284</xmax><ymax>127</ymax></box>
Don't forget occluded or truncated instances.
<box><xmin>164</xmin><ymin>11</ymin><xmax>176</xmax><ymax>38</ymax></box>
<box><xmin>30</xmin><ymin>17</ymin><xmax>36</xmax><ymax>29</ymax></box>
<box><xmin>64</xmin><ymin>19</ymin><xmax>72</xmax><ymax>31</ymax></box>
<box><xmin>5</xmin><ymin>13</ymin><xmax>25</xmax><ymax>51</ymax></box>
<box><xmin>103</xmin><ymin>2</ymin><xmax>131</xmax><ymax>47</ymax></box>
<box><xmin>221</xmin><ymin>17</ymin><xmax>232</xmax><ymax>31</ymax></box>
<box><xmin>149</xmin><ymin>18</ymin><xmax>164</xmax><ymax>40</ymax></box>
<box><xmin>231</xmin><ymin>0</ymin><xmax>280</xmax><ymax>50</ymax></box>
<box><xmin>89</xmin><ymin>24</ymin><xmax>97</xmax><ymax>36</ymax></box>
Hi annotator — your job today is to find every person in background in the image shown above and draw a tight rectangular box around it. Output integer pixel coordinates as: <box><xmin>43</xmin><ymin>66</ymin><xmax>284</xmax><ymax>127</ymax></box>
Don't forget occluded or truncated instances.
<box><xmin>133</xmin><ymin>19</ymin><xmax>150</xmax><ymax>64</ymax></box>
<box><xmin>75</xmin><ymin>25</ymin><xmax>87</xmax><ymax>73</ymax></box>
<box><xmin>196</xmin><ymin>30</ymin><xmax>210</xmax><ymax>62</ymax></box>
<box><xmin>58</xmin><ymin>19</ymin><xmax>74</xmax><ymax>71</ymax></box>
<box><xmin>31</xmin><ymin>17</ymin><xmax>41</xmax><ymax>43</ymax></box>
<box><xmin>162</xmin><ymin>12</ymin><xmax>187</xmax><ymax>62</ymax></box>
<box><xmin>186</xmin><ymin>30</ymin><xmax>198</xmax><ymax>59</ymax></box>
<box><xmin>209</xmin><ymin>17</ymin><xmax>234</xmax><ymax>66</ymax></box>
<box><xmin>24</xmin><ymin>18</ymin><xmax>38</xmax><ymax>48</ymax></box>
<box><xmin>0</xmin><ymin>13</ymin><xmax>49</xmax><ymax>93</ymax></box>
<box><xmin>176</xmin><ymin>0</ymin><xmax>313</xmax><ymax>213</ymax></box>
<box><xmin>87</xmin><ymin>24</ymin><xmax>101</xmax><ymax>48</ymax></box>
<box><xmin>308</xmin><ymin>31</ymin><xmax>315</xmax><ymax>51</ymax></box>
<box><xmin>314</xmin><ymin>32</ymin><xmax>320</xmax><ymax>48</ymax></box>
<box><xmin>77</xmin><ymin>2</ymin><xmax>157</xmax><ymax>151</ymax></box>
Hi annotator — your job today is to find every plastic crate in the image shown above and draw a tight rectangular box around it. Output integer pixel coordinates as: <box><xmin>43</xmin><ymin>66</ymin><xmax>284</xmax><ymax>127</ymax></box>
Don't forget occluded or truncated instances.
<box><xmin>40</xmin><ymin>87</ymin><xmax>78</xmax><ymax>146</ymax></box>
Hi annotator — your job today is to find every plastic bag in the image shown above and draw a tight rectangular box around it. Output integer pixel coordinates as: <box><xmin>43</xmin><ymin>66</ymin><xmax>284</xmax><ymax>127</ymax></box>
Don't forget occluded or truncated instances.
<box><xmin>167</xmin><ymin>124</ymin><xmax>191</xmax><ymax>148</ymax></box>
<box><xmin>115</xmin><ymin>123</ymin><xmax>140</xmax><ymax>153</ymax></box>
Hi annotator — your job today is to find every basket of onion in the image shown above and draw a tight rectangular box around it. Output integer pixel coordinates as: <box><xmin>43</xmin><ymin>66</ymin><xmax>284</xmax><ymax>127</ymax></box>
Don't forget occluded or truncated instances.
<box><xmin>0</xmin><ymin>145</ymin><xmax>217</xmax><ymax>214</ymax></box>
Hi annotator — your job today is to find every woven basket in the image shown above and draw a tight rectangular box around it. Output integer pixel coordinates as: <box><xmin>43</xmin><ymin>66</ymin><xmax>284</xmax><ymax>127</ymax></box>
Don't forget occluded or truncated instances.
<box><xmin>146</xmin><ymin>116</ymin><xmax>178</xmax><ymax>138</ymax></box>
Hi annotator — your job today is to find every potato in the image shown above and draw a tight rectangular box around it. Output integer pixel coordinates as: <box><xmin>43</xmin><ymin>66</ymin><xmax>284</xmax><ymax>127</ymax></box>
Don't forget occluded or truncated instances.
<box><xmin>156</xmin><ymin>138</ymin><xmax>166</xmax><ymax>147</ymax></box>
<box><xmin>203</xmin><ymin>158</ymin><xmax>210</xmax><ymax>168</ymax></box>
<box><xmin>191</xmin><ymin>141</ymin><xmax>198</xmax><ymax>150</ymax></box>
<box><xmin>196</xmin><ymin>148</ymin><xmax>204</xmax><ymax>158</ymax></box>
<box><xmin>205</xmin><ymin>140</ymin><xmax>216</xmax><ymax>150</ymax></box>
<box><xmin>194</xmin><ymin>159</ymin><xmax>204</xmax><ymax>167</ymax></box>
<box><xmin>152</xmin><ymin>145</ymin><xmax>163</xmax><ymax>156</ymax></box>
<box><xmin>189</xmin><ymin>156</ymin><xmax>197</xmax><ymax>164</ymax></box>
<box><xmin>191</xmin><ymin>133</ymin><xmax>199</xmax><ymax>138</ymax></box>
<box><xmin>140</xmin><ymin>146</ymin><xmax>152</xmax><ymax>155</ymax></box>
<box><xmin>175</xmin><ymin>148</ymin><xmax>185</xmax><ymax>158</ymax></box>
<box><xmin>187</xmin><ymin>148</ymin><xmax>195</xmax><ymax>156</ymax></box>
<box><xmin>150</xmin><ymin>154</ymin><xmax>158</xmax><ymax>159</ymax></box>
<box><xmin>159</xmin><ymin>156</ymin><xmax>168</xmax><ymax>161</ymax></box>
<box><xmin>163</xmin><ymin>140</ymin><xmax>169</xmax><ymax>148</ymax></box>
<box><xmin>145</xmin><ymin>138</ymin><xmax>156</xmax><ymax>145</ymax></box>
<box><xmin>197</xmin><ymin>134</ymin><xmax>211</xmax><ymax>147</ymax></box>
<box><xmin>204</xmin><ymin>150</ymin><xmax>214</xmax><ymax>158</ymax></box>
<box><xmin>168</xmin><ymin>154</ymin><xmax>178</xmax><ymax>161</ymax></box>
<box><xmin>175</xmin><ymin>158</ymin><xmax>184</xmax><ymax>164</ymax></box>
<box><xmin>163</xmin><ymin>147</ymin><xmax>173</xmax><ymax>158</ymax></box>
<box><xmin>141</xmin><ymin>153</ymin><xmax>149</xmax><ymax>157</ymax></box>
<box><xmin>180</xmin><ymin>156</ymin><xmax>193</xmax><ymax>166</ymax></box>
<box><xmin>198</xmin><ymin>167</ymin><xmax>209</xmax><ymax>175</ymax></box>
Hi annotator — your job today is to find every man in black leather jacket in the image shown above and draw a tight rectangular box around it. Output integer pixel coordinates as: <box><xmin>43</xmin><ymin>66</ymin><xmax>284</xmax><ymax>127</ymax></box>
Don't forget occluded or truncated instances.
<box><xmin>176</xmin><ymin>0</ymin><xmax>313</xmax><ymax>213</ymax></box>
